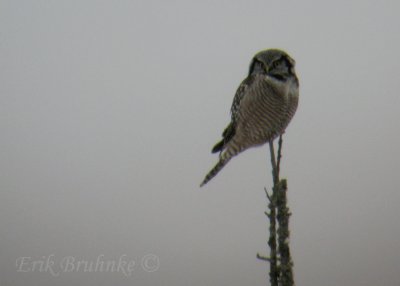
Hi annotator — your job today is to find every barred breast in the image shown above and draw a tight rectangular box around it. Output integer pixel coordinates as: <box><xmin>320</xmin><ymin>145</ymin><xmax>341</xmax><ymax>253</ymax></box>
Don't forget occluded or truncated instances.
<box><xmin>232</xmin><ymin>75</ymin><xmax>298</xmax><ymax>149</ymax></box>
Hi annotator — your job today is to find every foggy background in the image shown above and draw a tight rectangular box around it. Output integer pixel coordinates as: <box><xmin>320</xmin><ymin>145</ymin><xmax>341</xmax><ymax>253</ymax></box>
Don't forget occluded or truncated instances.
<box><xmin>1</xmin><ymin>0</ymin><xmax>400</xmax><ymax>285</ymax></box>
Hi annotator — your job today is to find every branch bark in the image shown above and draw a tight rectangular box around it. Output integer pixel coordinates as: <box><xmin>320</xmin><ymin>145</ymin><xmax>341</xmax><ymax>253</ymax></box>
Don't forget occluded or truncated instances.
<box><xmin>257</xmin><ymin>135</ymin><xmax>294</xmax><ymax>286</ymax></box>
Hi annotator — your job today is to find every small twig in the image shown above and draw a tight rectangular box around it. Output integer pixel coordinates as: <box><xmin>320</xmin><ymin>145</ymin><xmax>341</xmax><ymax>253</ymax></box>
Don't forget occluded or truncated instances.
<box><xmin>264</xmin><ymin>187</ymin><xmax>272</xmax><ymax>202</ymax></box>
<box><xmin>256</xmin><ymin>253</ymin><xmax>271</xmax><ymax>262</ymax></box>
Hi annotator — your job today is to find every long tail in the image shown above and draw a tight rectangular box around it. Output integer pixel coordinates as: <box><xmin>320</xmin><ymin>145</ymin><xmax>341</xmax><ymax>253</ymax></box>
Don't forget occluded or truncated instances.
<box><xmin>200</xmin><ymin>157</ymin><xmax>231</xmax><ymax>187</ymax></box>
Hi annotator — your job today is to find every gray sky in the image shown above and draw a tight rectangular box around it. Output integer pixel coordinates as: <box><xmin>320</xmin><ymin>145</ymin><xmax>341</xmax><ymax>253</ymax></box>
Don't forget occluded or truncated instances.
<box><xmin>1</xmin><ymin>0</ymin><xmax>400</xmax><ymax>285</ymax></box>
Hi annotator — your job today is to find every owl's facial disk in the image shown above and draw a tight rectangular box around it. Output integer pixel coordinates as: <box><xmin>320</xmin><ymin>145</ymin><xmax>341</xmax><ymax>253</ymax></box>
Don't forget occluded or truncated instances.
<box><xmin>267</xmin><ymin>56</ymin><xmax>295</xmax><ymax>81</ymax></box>
<box><xmin>249</xmin><ymin>49</ymin><xmax>297</xmax><ymax>82</ymax></box>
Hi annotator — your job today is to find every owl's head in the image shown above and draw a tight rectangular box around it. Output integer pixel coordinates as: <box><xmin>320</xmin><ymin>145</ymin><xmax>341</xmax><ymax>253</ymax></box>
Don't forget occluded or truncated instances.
<box><xmin>249</xmin><ymin>49</ymin><xmax>296</xmax><ymax>81</ymax></box>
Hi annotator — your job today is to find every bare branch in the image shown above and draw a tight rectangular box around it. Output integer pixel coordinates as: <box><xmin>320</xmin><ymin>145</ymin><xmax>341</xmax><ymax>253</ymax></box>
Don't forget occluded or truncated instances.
<box><xmin>258</xmin><ymin>136</ymin><xmax>294</xmax><ymax>286</ymax></box>
<box><xmin>276</xmin><ymin>135</ymin><xmax>283</xmax><ymax>176</ymax></box>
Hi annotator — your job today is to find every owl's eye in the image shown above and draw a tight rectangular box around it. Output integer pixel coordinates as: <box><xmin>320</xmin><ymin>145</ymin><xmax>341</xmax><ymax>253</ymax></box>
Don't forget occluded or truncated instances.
<box><xmin>249</xmin><ymin>60</ymin><xmax>266</xmax><ymax>75</ymax></box>
<box><xmin>272</xmin><ymin>60</ymin><xmax>281</xmax><ymax>69</ymax></box>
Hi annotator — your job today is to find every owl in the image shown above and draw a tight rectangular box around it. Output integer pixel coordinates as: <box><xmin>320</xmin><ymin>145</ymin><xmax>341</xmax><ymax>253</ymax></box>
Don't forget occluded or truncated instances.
<box><xmin>200</xmin><ymin>49</ymin><xmax>299</xmax><ymax>187</ymax></box>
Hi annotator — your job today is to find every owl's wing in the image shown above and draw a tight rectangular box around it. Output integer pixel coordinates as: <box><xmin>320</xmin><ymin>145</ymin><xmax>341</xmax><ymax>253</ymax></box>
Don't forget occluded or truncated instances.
<box><xmin>230</xmin><ymin>75</ymin><xmax>256</xmax><ymax>123</ymax></box>
<box><xmin>211</xmin><ymin>75</ymin><xmax>256</xmax><ymax>153</ymax></box>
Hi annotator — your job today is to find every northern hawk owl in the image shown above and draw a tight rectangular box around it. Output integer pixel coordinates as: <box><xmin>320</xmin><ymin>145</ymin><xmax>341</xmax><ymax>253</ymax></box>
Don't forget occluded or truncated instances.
<box><xmin>200</xmin><ymin>49</ymin><xmax>299</xmax><ymax>187</ymax></box>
